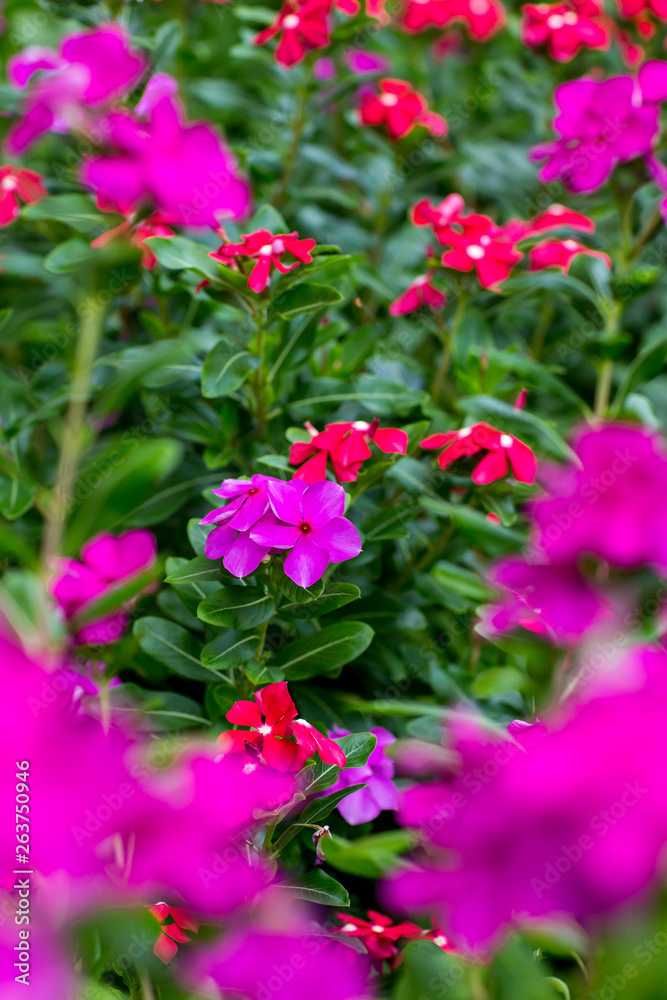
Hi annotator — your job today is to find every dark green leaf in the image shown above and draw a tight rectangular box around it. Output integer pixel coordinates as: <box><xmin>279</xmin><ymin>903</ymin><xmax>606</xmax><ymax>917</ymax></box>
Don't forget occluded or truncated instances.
<box><xmin>274</xmin><ymin>621</ymin><xmax>374</xmax><ymax>680</ymax></box>
<box><xmin>197</xmin><ymin>586</ymin><xmax>276</xmax><ymax>629</ymax></box>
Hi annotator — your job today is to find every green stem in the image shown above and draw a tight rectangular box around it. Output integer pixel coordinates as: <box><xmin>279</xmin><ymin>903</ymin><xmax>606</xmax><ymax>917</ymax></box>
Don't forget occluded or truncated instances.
<box><xmin>252</xmin><ymin>306</ymin><xmax>269</xmax><ymax>437</ymax></box>
<box><xmin>255</xmin><ymin>619</ymin><xmax>269</xmax><ymax>661</ymax></box>
<box><xmin>625</xmin><ymin>206</ymin><xmax>663</xmax><ymax>269</ymax></box>
<box><xmin>41</xmin><ymin>294</ymin><xmax>105</xmax><ymax>572</ymax></box>
<box><xmin>275</xmin><ymin>86</ymin><xmax>309</xmax><ymax>209</ymax></box>
<box><xmin>594</xmin><ymin>358</ymin><xmax>614</xmax><ymax>419</ymax></box>
<box><xmin>430</xmin><ymin>314</ymin><xmax>452</xmax><ymax>406</ymax></box>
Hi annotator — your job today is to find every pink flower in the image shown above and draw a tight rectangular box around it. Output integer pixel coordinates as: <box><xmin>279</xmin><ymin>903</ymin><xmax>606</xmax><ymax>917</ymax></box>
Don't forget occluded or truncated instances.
<box><xmin>91</xmin><ymin>214</ymin><xmax>175</xmax><ymax>269</ymax></box>
<box><xmin>529</xmin><ymin>238</ymin><xmax>612</xmax><ymax>273</ymax></box>
<box><xmin>389</xmin><ymin>272</ymin><xmax>447</xmax><ymax>315</ymax></box>
<box><xmin>201</xmin><ymin>474</ymin><xmax>273</xmax><ymax>576</ymax></box>
<box><xmin>210</xmin><ymin>229</ymin><xmax>316</xmax><ymax>292</ymax></box>
<box><xmin>530</xmin><ymin>75</ymin><xmax>660</xmax><ymax>194</ymax></box>
<box><xmin>481</xmin><ymin>557</ymin><xmax>608</xmax><ymax>643</ymax></box>
<box><xmin>411</xmin><ymin>193</ymin><xmax>465</xmax><ymax>239</ymax></box>
<box><xmin>530</xmin><ymin>424</ymin><xmax>667</xmax><ymax>570</ymax></box>
<box><xmin>149</xmin><ymin>903</ymin><xmax>199</xmax><ymax>964</ymax></box>
<box><xmin>0</xmin><ymin>165</ymin><xmax>47</xmax><ymax>226</ymax></box>
<box><xmin>386</xmin><ymin>646</ymin><xmax>667</xmax><ymax>951</ymax></box>
<box><xmin>510</xmin><ymin>203</ymin><xmax>596</xmax><ymax>239</ymax></box>
<box><xmin>327</xmin><ymin>726</ymin><xmax>399</xmax><ymax>824</ymax></box>
<box><xmin>219</xmin><ymin>680</ymin><xmax>346</xmax><ymax>771</ymax></box>
<box><xmin>336</xmin><ymin>910</ymin><xmax>421</xmax><ymax>962</ymax></box>
<box><xmin>6</xmin><ymin>26</ymin><xmax>146</xmax><ymax>153</ymax></box>
<box><xmin>401</xmin><ymin>0</ymin><xmax>506</xmax><ymax>38</ymax></box>
<box><xmin>615</xmin><ymin>0</ymin><xmax>667</xmax><ymax>17</ymax></box>
<box><xmin>507</xmin><ymin>717</ymin><xmax>548</xmax><ymax>749</ymax></box>
<box><xmin>421</xmin><ymin>422</ymin><xmax>536</xmax><ymax>484</ymax></box>
<box><xmin>345</xmin><ymin>49</ymin><xmax>391</xmax><ymax>74</ymax></box>
<box><xmin>521</xmin><ymin>2</ymin><xmax>610</xmax><ymax>61</ymax></box>
<box><xmin>360</xmin><ymin>79</ymin><xmax>448</xmax><ymax>140</ymax></box>
<box><xmin>436</xmin><ymin>213</ymin><xmax>522</xmax><ymax>290</ymax></box>
<box><xmin>81</xmin><ymin>94</ymin><xmax>251</xmax><ymax>227</ymax></box>
<box><xmin>289</xmin><ymin>418</ymin><xmax>408</xmax><ymax>483</ymax></box>
<box><xmin>250</xmin><ymin>479</ymin><xmax>362</xmax><ymax>587</ymax></box>
<box><xmin>254</xmin><ymin>0</ymin><xmax>333</xmax><ymax>67</ymax></box>
<box><xmin>50</xmin><ymin>529</ymin><xmax>157</xmax><ymax>644</ymax></box>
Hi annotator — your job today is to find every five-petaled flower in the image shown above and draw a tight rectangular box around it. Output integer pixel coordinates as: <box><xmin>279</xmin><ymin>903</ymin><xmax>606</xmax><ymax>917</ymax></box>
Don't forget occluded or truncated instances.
<box><xmin>254</xmin><ymin>0</ymin><xmax>333</xmax><ymax>67</ymax></box>
<box><xmin>219</xmin><ymin>681</ymin><xmax>347</xmax><ymax>772</ymax></box>
<box><xmin>521</xmin><ymin>1</ymin><xmax>610</xmax><ymax>61</ymax></box>
<box><xmin>336</xmin><ymin>911</ymin><xmax>422</xmax><ymax>963</ymax></box>
<box><xmin>250</xmin><ymin>479</ymin><xmax>362</xmax><ymax>587</ymax></box>
<box><xmin>210</xmin><ymin>228</ymin><xmax>316</xmax><ymax>292</ymax></box>
<box><xmin>438</xmin><ymin>213</ymin><xmax>523</xmax><ymax>290</ymax></box>
<box><xmin>0</xmin><ymin>165</ymin><xmax>47</xmax><ymax>226</ymax></box>
<box><xmin>289</xmin><ymin>419</ymin><xmax>408</xmax><ymax>483</ymax></box>
<box><xmin>360</xmin><ymin>79</ymin><xmax>447</xmax><ymax>140</ymax></box>
<box><xmin>421</xmin><ymin>422</ymin><xmax>536</xmax><ymax>484</ymax></box>
<box><xmin>389</xmin><ymin>272</ymin><xmax>447</xmax><ymax>315</ymax></box>
<box><xmin>149</xmin><ymin>903</ymin><xmax>199</xmax><ymax>964</ymax></box>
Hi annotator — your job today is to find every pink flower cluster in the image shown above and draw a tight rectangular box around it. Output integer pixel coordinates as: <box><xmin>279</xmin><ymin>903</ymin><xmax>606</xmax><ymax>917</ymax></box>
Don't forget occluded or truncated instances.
<box><xmin>387</xmin><ymin>645</ymin><xmax>667</xmax><ymax>952</ymax></box>
<box><xmin>201</xmin><ymin>475</ymin><xmax>362</xmax><ymax>587</ymax></box>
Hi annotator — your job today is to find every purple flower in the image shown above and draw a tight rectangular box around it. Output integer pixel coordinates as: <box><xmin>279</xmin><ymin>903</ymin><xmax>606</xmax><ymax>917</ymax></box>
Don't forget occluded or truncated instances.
<box><xmin>81</xmin><ymin>94</ymin><xmax>251</xmax><ymax>227</ymax></box>
<box><xmin>251</xmin><ymin>479</ymin><xmax>362</xmax><ymax>588</ymax></box>
<box><xmin>6</xmin><ymin>25</ymin><xmax>146</xmax><ymax>153</ymax></box>
<box><xmin>385</xmin><ymin>645</ymin><xmax>667</xmax><ymax>953</ymax></box>
<box><xmin>328</xmin><ymin>726</ymin><xmax>399</xmax><ymax>824</ymax></box>
<box><xmin>530</xmin><ymin>76</ymin><xmax>659</xmax><ymax>193</ymax></box>
<box><xmin>480</xmin><ymin>556</ymin><xmax>609</xmax><ymax>645</ymax></box>
<box><xmin>345</xmin><ymin>49</ymin><xmax>390</xmax><ymax>75</ymax></box>
<box><xmin>530</xmin><ymin>423</ymin><xmax>667</xmax><ymax>571</ymax></box>
<box><xmin>201</xmin><ymin>474</ymin><xmax>273</xmax><ymax>577</ymax></box>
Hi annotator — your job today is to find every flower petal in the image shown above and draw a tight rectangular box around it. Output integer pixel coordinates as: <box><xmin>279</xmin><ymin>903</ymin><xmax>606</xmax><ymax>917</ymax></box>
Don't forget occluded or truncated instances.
<box><xmin>283</xmin><ymin>534</ymin><xmax>330</xmax><ymax>588</ymax></box>
<box><xmin>302</xmin><ymin>480</ymin><xmax>345</xmax><ymax>525</ymax></box>
<box><xmin>310</xmin><ymin>516</ymin><xmax>361</xmax><ymax>562</ymax></box>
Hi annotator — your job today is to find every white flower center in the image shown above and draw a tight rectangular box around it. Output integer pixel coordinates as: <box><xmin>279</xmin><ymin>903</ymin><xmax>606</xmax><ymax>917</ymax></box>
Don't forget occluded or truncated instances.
<box><xmin>1</xmin><ymin>176</ymin><xmax>18</xmax><ymax>191</ymax></box>
<box><xmin>547</xmin><ymin>13</ymin><xmax>564</xmax><ymax>27</ymax></box>
<box><xmin>466</xmin><ymin>244</ymin><xmax>485</xmax><ymax>260</ymax></box>
<box><xmin>458</xmin><ymin>426</ymin><xmax>473</xmax><ymax>438</ymax></box>
<box><xmin>352</xmin><ymin>421</ymin><xmax>370</xmax><ymax>430</ymax></box>
<box><xmin>563</xmin><ymin>10</ymin><xmax>578</xmax><ymax>22</ymax></box>
<box><xmin>258</xmin><ymin>724</ymin><xmax>272</xmax><ymax>735</ymax></box>
<box><xmin>283</xmin><ymin>13</ymin><xmax>300</xmax><ymax>27</ymax></box>
<box><xmin>271</xmin><ymin>238</ymin><xmax>285</xmax><ymax>254</ymax></box>
<box><xmin>469</xmin><ymin>0</ymin><xmax>489</xmax><ymax>12</ymax></box>
<box><xmin>480</xmin><ymin>235</ymin><xmax>491</xmax><ymax>246</ymax></box>
<box><xmin>549</xmin><ymin>204</ymin><xmax>565</xmax><ymax>214</ymax></box>
<box><xmin>341</xmin><ymin>923</ymin><xmax>357</xmax><ymax>932</ymax></box>
<box><xmin>258</xmin><ymin>244</ymin><xmax>274</xmax><ymax>256</ymax></box>
<box><xmin>563</xmin><ymin>239</ymin><xmax>579</xmax><ymax>250</ymax></box>
<box><xmin>242</xmin><ymin>762</ymin><xmax>257</xmax><ymax>774</ymax></box>
<box><xmin>434</xmin><ymin>935</ymin><xmax>448</xmax><ymax>947</ymax></box>
<box><xmin>379</xmin><ymin>93</ymin><xmax>399</xmax><ymax>107</ymax></box>
<box><xmin>413</xmin><ymin>275</ymin><xmax>430</xmax><ymax>286</ymax></box>
<box><xmin>500</xmin><ymin>434</ymin><xmax>513</xmax><ymax>448</ymax></box>
<box><xmin>371</xmin><ymin>925</ymin><xmax>385</xmax><ymax>933</ymax></box>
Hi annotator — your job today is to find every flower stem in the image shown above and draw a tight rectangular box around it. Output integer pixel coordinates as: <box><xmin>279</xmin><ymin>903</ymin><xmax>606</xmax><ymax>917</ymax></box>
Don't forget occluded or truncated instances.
<box><xmin>252</xmin><ymin>305</ymin><xmax>269</xmax><ymax>437</ymax></box>
<box><xmin>275</xmin><ymin>85</ymin><xmax>309</xmax><ymax>209</ymax></box>
<box><xmin>41</xmin><ymin>294</ymin><xmax>105</xmax><ymax>572</ymax></box>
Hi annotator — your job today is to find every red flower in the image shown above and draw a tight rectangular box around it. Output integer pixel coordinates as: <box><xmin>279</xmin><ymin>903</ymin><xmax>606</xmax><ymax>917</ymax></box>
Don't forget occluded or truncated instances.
<box><xmin>521</xmin><ymin>2</ymin><xmax>610</xmax><ymax>61</ymax></box>
<box><xmin>421</xmin><ymin>421</ymin><xmax>536</xmax><ymax>484</ymax></box>
<box><xmin>219</xmin><ymin>681</ymin><xmax>346</xmax><ymax>772</ymax></box>
<box><xmin>615</xmin><ymin>0</ymin><xmax>667</xmax><ymax>17</ymax></box>
<box><xmin>438</xmin><ymin>214</ymin><xmax>522</xmax><ymax>290</ymax></box>
<box><xmin>148</xmin><ymin>903</ymin><xmax>199</xmax><ymax>964</ymax></box>
<box><xmin>254</xmin><ymin>0</ymin><xmax>332</xmax><ymax>67</ymax></box>
<box><xmin>411</xmin><ymin>194</ymin><xmax>465</xmax><ymax>239</ymax></box>
<box><xmin>336</xmin><ymin>911</ymin><xmax>422</xmax><ymax>962</ymax></box>
<box><xmin>0</xmin><ymin>165</ymin><xmax>47</xmax><ymax>227</ymax></box>
<box><xmin>91</xmin><ymin>214</ymin><xmax>175</xmax><ymax>269</ymax></box>
<box><xmin>422</xmin><ymin>927</ymin><xmax>456</xmax><ymax>951</ymax></box>
<box><xmin>389</xmin><ymin>272</ymin><xmax>447</xmax><ymax>315</ymax></box>
<box><xmin>360</xmin><ymin>79</ymin><xmax>447</xmax><ymax>140</ymax></box>
<box><xmin>529</xmin><ymin>238</ymin><xmax>612</xmax><ymax>273</ymax></box>
<box><xmin>402</xmin><ymin>0</ymin><xmax>506</xmax><ymax>38</ymax></box>
<box><xmin>289</xmin><ymin>418</ymin><xmax>408</xmax><ymax>483</ymax></box>
<box><xmin>508</xmin><ymin>203</ymin><xmax>595</xmax><ymax>240</ymax></box>
<box><xmin>210</xmin><ymin>229</ymin><xmax>316</xmax><ymax>292</ymax></box>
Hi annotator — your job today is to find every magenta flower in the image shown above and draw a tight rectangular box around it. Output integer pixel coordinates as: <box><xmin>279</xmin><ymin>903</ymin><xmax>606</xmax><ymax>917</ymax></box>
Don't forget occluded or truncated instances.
<box><xmin>51</xmin><ymin>529</ymin><xmax>157</xmax><ymax>644</ymax></box>
<box><xmin>530</xmin><ymin>75</ymin><xmax>660</xmax><ymax>193</ymax></box>
<box><xmin>328</xmin><ymin>726</ymin><xmax>399</xmax><ymax>824</ymax></box>
<box><xmin>389</xmin><ymin>272</ymin><xmax>447</xmax><ymax>315</ymax></box>
<box><xmin>507</xmin><ymin>717</ymin><xmax>547</xmax><ymax>749</ymax></box>
<box><xmin>201</xmin><ymin>474</ymin><xmax>273</xmax><ymax>576</ymax></box>
<box><xmin>81</xmin><ymin>94</ymin><xmax>251</xmax><ymax>227</ymax></box>
<box><xmin>6</xmin><ymin>25</ymin><xmax>146</xmax><ymax>153</ymax></box>
<box><xmin>530</xmin><ymin>424</ymin><xmax>667</xmax><ymax>570</ymax></box>
<box><xmin>250</xmin><ymin>479</ymin><xmax>362</xmax><ymax>588</ymax></box>
<box><xmin>386</xmin><ymin>645</ymin><xmax>667</xmax><ymax>952</ymax></box>
<box><xmin>481</xmin><ymin>557</ymin><xmax>609</xmax><ymax>644</ymax></box>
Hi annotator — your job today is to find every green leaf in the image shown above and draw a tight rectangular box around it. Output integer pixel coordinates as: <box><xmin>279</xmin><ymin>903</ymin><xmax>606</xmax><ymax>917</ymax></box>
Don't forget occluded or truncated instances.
<box><xmin>279</xmin><ymin>582</ymin><xmax>361</xmax><ymax>622</ymax></box>
<box><xmin>395</xmin><ymin>940</ymin><xmax>470</xmax><ymax>1000</ymax></box>
<box><xmin>201</xmin><ymin>630</ymin><xmax>261</xmax><ymax>669</ymax></box>
<box><xmin>301</xmin><ymin>732</ymin><xmax>377</xmax><ymax>794</ymax></box>
<box><xmin>165</xmin><ymin>555</ymin><xmax>221</xmax><ymax>586</ymax></box>
<box><xmin>22</xmin><ymin>194</ymin><xmax>108</xmax><ymax>233</ymax></box>
<box><xmin>110</xmin><ymin>684</ymin><xmax>206</xmax><ymax>732</ymax></box>
<box><xmin>322</xmin><ymin>829</ymin><xmax>416</xmax><ymax>878</ymax></box>
<box><xmin>70</xmin><ymin>566</ymin><xmax>157</xmax><ymax>629</ymax></box>
<box><xmin>270</xmin><ymin>283</ymin><xmax>343</xmax><ymax>319</ymax></box>
<box><xmin>197</xmin><ymin>586</ymin><xmax>276</xmax><ymax>630</ymax></box>
<box><xmin>273</xmin><ymin>564</ymin><xmax>325</xmax><ymax>604</ymax></box>
<box><xmin>201</xmin><ymin>341</ymin><xmax>260</xmax><ymax>398</ymax></box>
<box><xmin>244</xmin><ymin>662</ymin><xmax>285</xmax><ymax>685</ymax></box>
<box><xmin>286</xmin><ymin>869</ymin><xmax>350</xmax><ymax>907</ymax></box>
<box><xmin>0</xmin><ymin>474</ymin><xmax>36</xmax><ymax>520</ymax></box>
<box><xmin>133</xmin><ymin>617</ymin><xmax>219</xmax><ymax>682</ymax></box>
<box><xmin>44</xmin><ymin>237</ymin><xmax>91</xmax><ymax>274</ymax></box>
<box><xmin>299</xmin><ymin>783</ymin><xmax>366</xmax><ymax>826</ymax></box>
<box><xmin>432</xmin><ymin>561</ymin><xmax>495</xmax><ymax>602</ymax></box>
<box><xmin>420</xmin><ymin>498</ymin><xmax>524</xmax><ymax>556</ymax></box>
<box><xmin>611</xmin><ymin>328</ymin><xmax>667</xmax><ymax>413</ymax></box>
<box><xmin>274</xmin><ymin>621</ymin><xmax>374</xmax><ymax>680</ymax></box>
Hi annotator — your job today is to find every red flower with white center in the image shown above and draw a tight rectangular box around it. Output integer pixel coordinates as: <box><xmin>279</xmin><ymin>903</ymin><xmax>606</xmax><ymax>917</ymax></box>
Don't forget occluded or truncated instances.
<box><xmin>210</xmin><ymin>229</ymin><xmax>316</xmax><ymax>293</ymax></box>
<box><xmin>91</xmin><ymin>215</ymin><xmax>175</xmax><ymax>269</ymax></box>
<box><xmin>422</xmin><ymin>927</ymin><xmax>456</xmax><ymax>951</ymax></box>
<box><xmin>421</xmin><ymin>421</ymin><xmax>537</xmax><ymax>484</ymax></box>
<box><xmin>289</xmin><ymin>418</ymin><xmax>408</xmax><ymax>483</ymax></box>
<box><xmin>521</xmin><ymin>2</ymin><xmax>610</xmax><ymax>61</ymax></box>
<box><xmin>438</xmin><ymin>214</ymin><xmax>523</xmax><ymax>290</ymax></box>
<box><xmin>360</xmin><ymin>79</ymin><xmax>447</xmax><ymax>141</ymax></box>
<box><xmin>411</xmin><ymin>194</ymin><xmax>465</xmax><ymax>239</ymax></box>
<box><xmin>506</xmin><ymin>203</ymin><xmax>596</xmax><ymax>241</ymax></box>
<box><xmin>254</xmin><ymin>0</ymin><xmax>333</xmax><ymax>67</ymax></box>
<box><xmin>218</xmin><ymin>681</ymin><xmax>346</xmax><ymax>772</ymax></box>
<box><xmin>0</xmin><ymin>165</ymin><xmax>47</xmax><ymax>227</ymax></box>
<box><xmin>402</xmin><ymin>0</ymin><xmax>505</xmax><ymax>38</ymax></box>
<box><xmin>148</xmin><ymin>903</ymin><xmax>199</xmax><ymax>964</ymax></box>
<box><xmin>389</xmin><ymin>272</ymin><xmax>447</xmax><ymax>315</ymax></box>
<box><xmin>336</xmin><ymin>911</ymin><xmax>422</xmax><ymax>962</ymax></box>
<box><xmin>529</xmin><ymin>238</ymin><xmax>612</xmax><ymax>273</ymax></box>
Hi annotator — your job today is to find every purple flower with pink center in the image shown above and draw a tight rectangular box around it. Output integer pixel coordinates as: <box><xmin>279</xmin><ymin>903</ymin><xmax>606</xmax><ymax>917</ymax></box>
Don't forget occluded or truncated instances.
<box><xmin>250</xmin><ymin>479</ymin><xmax>362</xmax><ymax>588</ymax></box>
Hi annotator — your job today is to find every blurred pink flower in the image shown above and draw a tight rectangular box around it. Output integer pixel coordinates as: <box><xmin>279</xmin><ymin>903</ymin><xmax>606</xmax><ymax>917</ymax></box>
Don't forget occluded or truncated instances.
<box><xmin>521</xmin><ymin>1</ymin><xmax>610</xmax><ymax>61</ymax></box>
<box><xmin>6</xmin><ymin>26</ymin><xmax>146</xmax><ymax>153</ymax></box>
<box><xmin>529</xmin><ymin>238</ymin><xmax>612</xmax><ymax>273</ymax></box>
<box><xmin>254</xmin><ymin>0</ymin><xmax>333</xmax><ymax>67</ymax></box>
<box><xmin>389</xmin><ymin>272</ymin><xmax>447</xmax><ymax>315</ymax></box>
<box><xmin>360</xmin><ymin>78</ymin><xmax>447</xmax><ymax>140</ymax></box>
